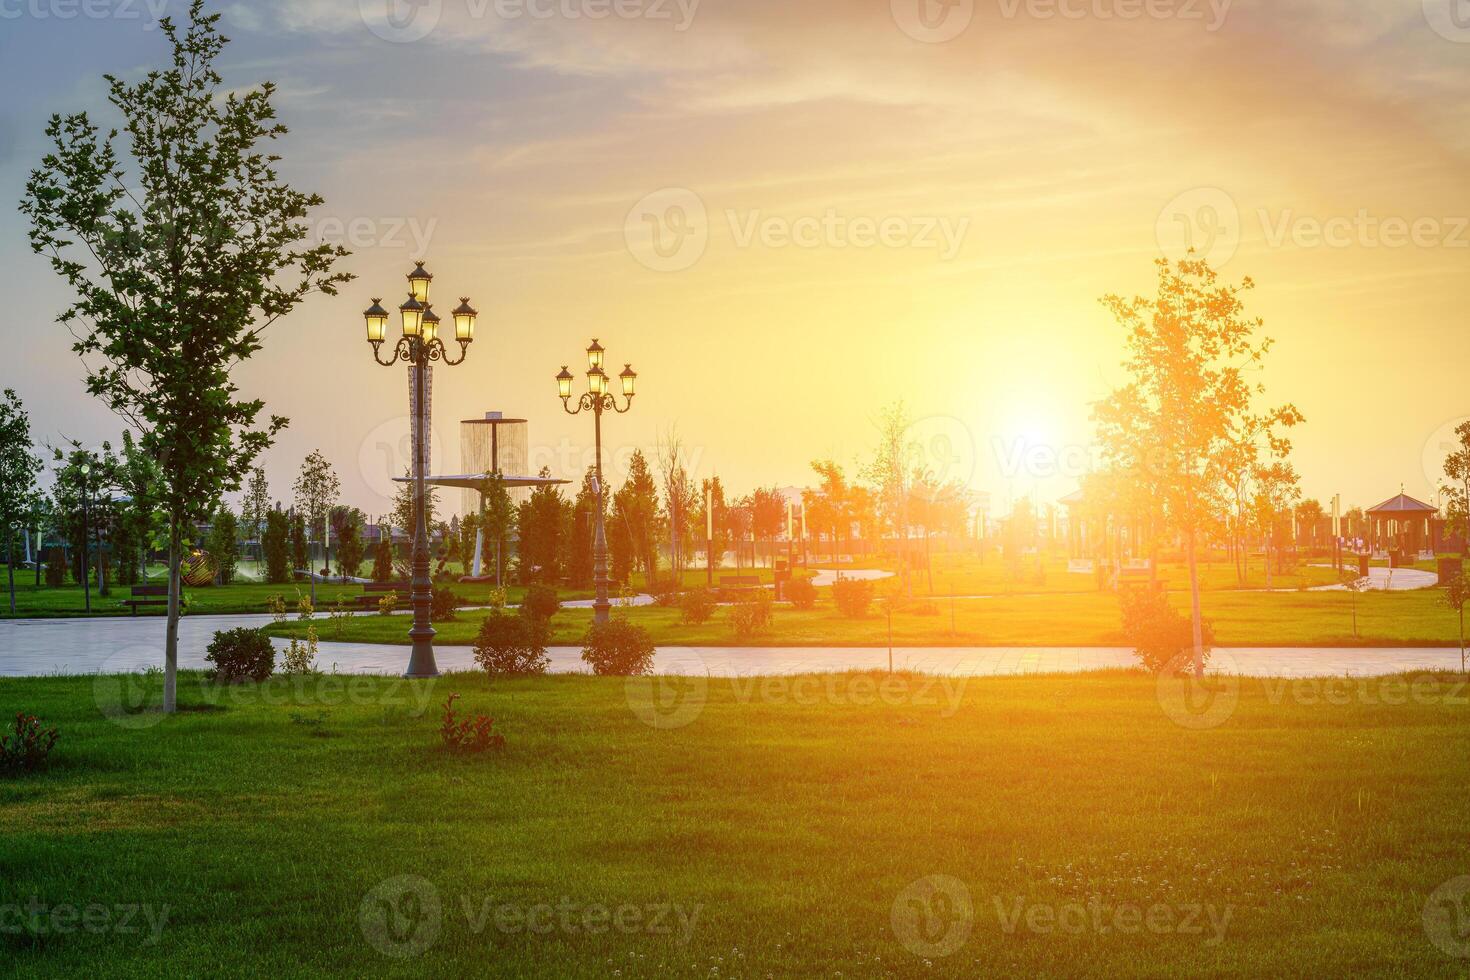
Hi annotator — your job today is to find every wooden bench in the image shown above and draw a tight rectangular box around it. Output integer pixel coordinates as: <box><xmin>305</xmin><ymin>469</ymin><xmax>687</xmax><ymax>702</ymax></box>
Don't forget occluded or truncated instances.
<box><xmin>355</xmin><ymin>582</ymin><xmax>409</xmax><ymax>609</ymax></box>
<box><xmin>1116</xmin><ymin>568</ymin><xmax>1161</xmax><ymax>593</ymax></box>
<box><xmin>719</xmin><ymin>574</ymin><xmax>763</xmax><ymax>598</ymax></box>
<box><xmin>121</xmin><ymin>585</ymin><xmax>169</xmax><ymax>615</ymax></box>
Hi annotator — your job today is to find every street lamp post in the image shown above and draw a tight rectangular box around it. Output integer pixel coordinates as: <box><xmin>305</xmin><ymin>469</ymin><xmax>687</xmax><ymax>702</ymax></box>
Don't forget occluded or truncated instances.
<box><xmin>558</xmin><ymin>341</ymin><xmax>637</xmax><ymax>625</ymax></box>
<box><xmin>362</xmin><ymin>262</ymin><xmax>478</xmax><ymax>679</ymax></box>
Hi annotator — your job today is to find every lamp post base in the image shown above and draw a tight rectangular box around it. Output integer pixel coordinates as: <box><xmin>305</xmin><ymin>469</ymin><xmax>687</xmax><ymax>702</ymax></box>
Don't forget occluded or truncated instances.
<box><xmin>404</xmin><ymin>634</ymin><xmax>439</xmax><ymax>679</ymax></box>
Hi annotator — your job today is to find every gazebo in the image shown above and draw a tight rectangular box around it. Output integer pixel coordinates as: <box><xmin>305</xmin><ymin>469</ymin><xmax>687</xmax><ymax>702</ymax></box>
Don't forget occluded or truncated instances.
<box><xmin>1365</xmin><ymin>492</ymin><xmax>1437</xmax><ymax>558</ymax></box>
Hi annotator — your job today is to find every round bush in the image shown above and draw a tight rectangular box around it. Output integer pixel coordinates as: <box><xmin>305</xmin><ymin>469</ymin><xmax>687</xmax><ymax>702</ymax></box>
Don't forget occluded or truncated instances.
<box><xmin>678</xmin><ymin>587</ymin><xmax>716</xmax><ymax>625</ymax></box>
<box><xmin>729</xmin><ymin>594</ymin><xmax>773</xmax><ymax>638</ymax></box>
<box><xmin>832</xmin><ymin>578</ymin><xmax>875</xmax><ymax>618</ymax></box>
<box><xmin>432</xmin><ymin>587</ymin><xmax>461</xmax><ymax>622</ymax></box>
<box><xmin>473</xmin><ymin>613</ymin><xmax>550</xmax><ymax>676</ymax></box>
<box><xmin>784</xmin><ymin>577</ymin><xmax>817</xmax><ymax>610</ymax></box>
<box><xmin>581</xmin><ymin>620</ymin><xmax>656</xmax><ymax>676</ymax></box>
<box><xmin>520</xmin><ymin>584</ymin><xmax>561</xmax><ymax>623</ymax></box>
<box><xmin>205</xmin><ymin>627</ymin><xmax>275</xmax><ymax>682</ymax></box>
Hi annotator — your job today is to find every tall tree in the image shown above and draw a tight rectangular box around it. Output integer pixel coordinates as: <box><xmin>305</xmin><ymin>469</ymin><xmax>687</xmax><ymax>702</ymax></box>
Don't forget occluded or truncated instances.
<box><xmin>0</xmin><ymin>391</ymin><xmax>44</xmax><ymax>613</ymax></box>
<box><xmin>476</xmin><ymin>475</ymin><xmax>514</xmax><ymax>586</ymax></box>
<box><xmin>657</xmin><ymin>430</ymin><xmax>698</xmax><ymax>580</ymax></box>
<box><xmin>516</xmin><ymin>469</ymin><xmax>568</xmax><ymax>584</ymax></box>
<box><xmin>1441</xmin><ymin>421</ymin><xmax>1470</xmax><ymax>558</ymax></box>
<box><xmin>293</xmin><ymin>450</ymin><xmax>340</xmax><ymax>592</ymax></box>
<box><xmin>1094</xmin><ymin>256</ymin><xmax>1301</xmax><ymax>675</ymax></box>
<box><xmin>747</xmin><ymin>487</ymin><xmax>786</xmax><ymax>569</ymax></box>
<box><xmin>696</xmin><ymin>476</ymin><xmax>730</xmax><ymax>571</ymax></box>
<box><xmin>240</xmin><ymin>466</ymin><xmax>270</xmax><ymax>574</ymax></box>
<box><xmin>568</xmin><ymin>469</ymin><xmax>599</xmax><ymax>589</ymax></box>
<box><xmin>613</xmin><ymin>450</ymin><xmax>661</xmax><ymax>584</ymax></box>
<box><xmin>206</xmin><ymin>507</ymin><xmax>239</xmax><ymax>584</ymax></box>
<box><xmin>20</xmin><ymin>4</ymin><xmax>352</xmax><ymax>710</ymax></box>
<box><xmin>262</xmin><ymin>508</ymin><xmax>290</xmax><ymax>584</ymax></box>
<box><xmin>331</xmin><ymin>505</ymin><xmax>365</xmax><ymax>580</ymax></box>
<box><xmin>864</xmin><ymin>403</ymin><xmax>916</xmax><ymax>594</ymax></box>
<box><xmin>805</xmin><ymin>461</ymin><xmax>850</xmax><ymax>563</ymax></box>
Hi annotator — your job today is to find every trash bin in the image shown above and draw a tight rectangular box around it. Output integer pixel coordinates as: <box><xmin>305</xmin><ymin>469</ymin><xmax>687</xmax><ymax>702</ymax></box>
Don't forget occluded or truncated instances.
<box><xmin>1357</xmin><ymin>554</ymin><xmax>1370</xmax><ymax>578</ymax></box>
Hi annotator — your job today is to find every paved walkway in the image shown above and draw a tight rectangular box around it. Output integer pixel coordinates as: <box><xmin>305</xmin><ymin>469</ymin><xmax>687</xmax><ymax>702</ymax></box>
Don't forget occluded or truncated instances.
<box><xmin>1307</xmin><ymin>565</ymin><xmax>1438</xmax><ymax>591</ymax></box>
<box><xmin>0</xmin><ymin>613</ymin><xmax>1461</xmax><ymax>678</ymax></box>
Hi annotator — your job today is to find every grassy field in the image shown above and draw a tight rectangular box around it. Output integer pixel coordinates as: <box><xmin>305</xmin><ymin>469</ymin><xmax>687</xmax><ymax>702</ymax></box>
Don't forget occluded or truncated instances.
<box><xmin>0</xmin><ymin>671</ymin><xmax>1465</xmax><ymax>976</ymax></box>
<box><xmin>271</xmin><ymin>586</ymin><xmax>1469</xmax><ymax>649</ymax></box>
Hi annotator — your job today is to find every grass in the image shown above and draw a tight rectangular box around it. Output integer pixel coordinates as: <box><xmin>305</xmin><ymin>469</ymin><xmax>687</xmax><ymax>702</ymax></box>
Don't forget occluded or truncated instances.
<box><xmin>273</xmin><ymin>586</ymin><xmax>1470</xmax><ymax>649</ymax></box>
<box><xmin>0</xmin><ymin>670</ymin><xmax>1465</xmax><ymax>976</ymax></box>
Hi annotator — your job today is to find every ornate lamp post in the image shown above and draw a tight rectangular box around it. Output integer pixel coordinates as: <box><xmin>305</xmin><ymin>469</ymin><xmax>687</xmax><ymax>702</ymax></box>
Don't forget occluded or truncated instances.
<box><xmin>557</xmin><ymin>340</ymin><xmax>636</xmax><ymax>625</ymax></box>
<box><xmin>362</xmin><ymin>262</ymin><xmax>478</xmax><ymax>678</ymax></box>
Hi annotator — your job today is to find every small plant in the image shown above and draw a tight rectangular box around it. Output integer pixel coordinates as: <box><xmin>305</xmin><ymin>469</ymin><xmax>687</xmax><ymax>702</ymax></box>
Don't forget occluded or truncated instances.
<box><xmin>679</xmin><ymin>587</ymin><xmax>717</xmax><ymax>625</ymax></box>
<box><xmin>205</xmin><ymin>627</ymin><xmax>275</xmax><ymax>682</ymax></box>
<box><xmin>785</xmin><ymin>577</ymin><xmax>817</xmax><ymax>611</ymax></box>
<box><xmin>432</xmin><ymin>587</ymin><xmax>461</xmax><ymax>623</ymax></box>
<box><xmin>378</xmin><ymin>591</ymin><xmax>399</xmax><ymax>616</ymax></box>
<box><xmin>486</xmin><ymin>586</ymin><xmax>509</xmax><ymax>611</ymax></box>
<box><xmin>833</xmin><ymin>578</ymin><xmax>875</xmax><ymax>618</ymax></box>
<box><xmin>266</xmin><ymin>593</ymin><xmax>288</xmax><ymax>623</ymax></box>
<box><xmin>1120</xmin><ymin>588</ymin><xmax>1214</xmax><ymax>674</ymax></box>
<box><xmin>473</xmin><ymin>612</ymin><xmax>550</xmax><ymax>676</ymax></box>
<box><xmin>0</xmin><ymin>713</ymin><xmax>59</xmax><ymax>776</ymax></box>
<box><xmin>440</xmin><ymin>694</ymin><xmax>505</xmax><ymax>753</ymax></box>
<box><xmin>581</xmin><ymin>619</ymin><xmax>657</xmax><ymax>676</ymax></box>
<box><xmin>648</xmin><ymin>579</ymin><xmax>680</xmax><ymax>608</ymax></box>
<box><xmin>730</xmin><ymin>591</ymin><xmax>774</xmax><ymax>638</ymax></box>
<box><xmin>282</xmin><ymin>628</ymin><xmax>319</xmax><ymax>675</ymax></box>
<box><xmin>296</xmin><ymin>596</ymin><xmax>314</xmax><ymax>621</ymax></box>
<box><xmin>1443</xmin><ymin>572</ymin><xmax>1468</xmax><ymax>675</ymax></box>
<box><xmin>520</xmin><ymin>583</ymin><xmax>560</xmax><ymax>624</ymax></box>
<box><xmin>328</xmin><ymin>595</ymin><xmax>353</xmax><ymax>639</ymax></box>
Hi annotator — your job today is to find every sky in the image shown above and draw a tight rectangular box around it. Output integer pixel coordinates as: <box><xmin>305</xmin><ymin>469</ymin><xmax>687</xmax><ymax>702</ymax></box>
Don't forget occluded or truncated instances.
<box><xmin>2</xmin><ymin>0</ymin><xmax>1468</xmax><ymax>520</ymax></box>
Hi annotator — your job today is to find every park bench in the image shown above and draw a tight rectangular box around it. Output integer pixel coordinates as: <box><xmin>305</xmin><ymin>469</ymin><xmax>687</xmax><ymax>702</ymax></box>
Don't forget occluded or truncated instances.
<box><xmin>121</xmin><ymin>584</ymin><xmax>169</xmax><ymax>615</ymax></box>
<box><xmin>355</xmin><ymin>581</ymin><xmax>410</xmax><ymax>609</ymax></box>
<box><xmin>1116</xmin><ymin>568</ymin><xmax>1160</xmax><ymax>594</ymax></box>
<box><xmin>719</xmin><ymin>574</ymin><xmax>763</xmax><ymax>598</ymax></box>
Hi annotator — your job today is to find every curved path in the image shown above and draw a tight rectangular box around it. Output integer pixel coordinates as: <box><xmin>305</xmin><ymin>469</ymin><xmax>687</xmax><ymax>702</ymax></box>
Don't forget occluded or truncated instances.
<box><xmin>0</xmin><ymin>613</ymin><xmax>1461</xmax><ymax>678</ymax></box>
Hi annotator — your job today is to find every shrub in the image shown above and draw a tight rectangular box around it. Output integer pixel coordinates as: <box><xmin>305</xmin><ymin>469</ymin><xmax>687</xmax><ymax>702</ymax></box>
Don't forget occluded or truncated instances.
<box><xmin>785</xmin><ymin>577</ymin><xmax>817</xmax><ymax>611</ymax></box>
<box><xmin>205</xmin><ymin>627</ymin><xmax>275</xmax><ymax>682</ymax></box>
<box><xmin>520</xmin><ymin>584</ymin><xmax>560</xmax><ymax>624</ymax></box>
<box><xmin>282</xmin><ymin>627</ymin><xmax>319</xmax><ymax>675</ymax></box>
<box><xmin>679</xmin><ymin>587</ymin><xmax>717</xmax><ymax>625</ymax></box>
<box><xmin>378</xmin><ymin>591</ymin><xmax>398</xmax><ymax>616</ymax></box>
<box><xmin>0</xmin><ymin>713</ymin><xmax>59</xmax><ymax>776</ymax></box>
<box><xmin>474</xmin><ymin>613</ymin><xmax>550</xmax><ymax>676</ymax></box>
<box><xmin>581</xmin><ymin>619</ymin><xmax>656</xmax><ymax>676</ymax></box>
<box><xmin>730</xmin><ymin>592</ymin><xmax>774</xmax><ymax>638</ymax></box>
<box><xmin>833</xmin><ymin>578</ymin><xmax>875</xmax><ymax>618</ymax></box>
<box><xmin>1120</xmin><ymin>588</ymin><xmax>1214</xmax><ymax>674</ymax></box>
<box><xmin>440</xmin><ymin>694</ymin><xmax>505</xmax><ymax>753</ymax></box>
<box><xmin>266</xmin><ymin>593</ymin><xmax>288</xmax><ymax>623</ymax></box>
<box><xmin>433</xmin><ymin>587</ymin><xmax>461</xmax><ymax>622</ymax></box>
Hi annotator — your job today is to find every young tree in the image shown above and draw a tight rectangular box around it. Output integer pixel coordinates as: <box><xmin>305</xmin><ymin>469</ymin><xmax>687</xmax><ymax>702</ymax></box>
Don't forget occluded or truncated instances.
<box><xmin>262</xmin><ymin>508</ymin><xmax>290</xmax><ymax>584</ymax></box>
<box><xmin>371</xmin><ymin>525</ymin><xmax>395</xmax><ymax>584</ymax></box>
<box><xmin>805</xmin><ymin>461</ymin><xmax>850</xmax><ymax>564</ymax></box>
<box><xmin>1094</xmin><ymin>256</ymin><xmax>1301</xmax><ymax>676</ymax></box>
<box><xmin>1441</xmin><ymin>421</ymin><xmax>1470</xmax><ymax>558</ymax></box>
<box><xmin>516</xmin><ymin>470</ymin><xmax>568</xmax><ymax>584</ymax></box>
<box><xmin>568</xmin><ymin>469</ymin><xmax>598</xmax><ymax>589</ymax></box>
<box><xmin>20</xmin><ymin>4</ymin><xmax>352</xmax><ymax>710</ymax></box>
<box><xmin>656</xmin><ymin>430</ymin><xmax>698</xmax><ymax>580</ymax></box>
<box><xmin>240</xmin><ymin>466</ymin><xmax>270</xmax><ymax>573</ymax></box>
<box><xmin>864</xmin><ymin>402</ymin><xmax>916</xmax><ymax>595</ymax></box>
<box><xmin>206</xmin><ymin>507</ymin><xmax>239</xmax><ymax>584</ymax></box>
<box><xmin>1443</xmin><ymin>571</ymin><xmax>1468</xmax><ymax>675</ymax></box>
<box><xmin>1251</xmin><ymin>461</ymin><xmax>1300</xmax><ymax>587</ymax></box>
<box><xmin>392</xmin><ymin>467</ymin><xmax>438</xmax><ymax>538</ymax></box>
<box><xmin>0</xmin><ymin>391</ymin><xmax>44</xmax><ymax>613</ymax></box>
<box><xmin>332</xmin><ymin>506</ymin><xmax>365</xmax><ymax>580</ymax></box>
<box><xmin>696</xmin><ymin>476</ymin><xmax>730</xmax><ymax>572</ymax></box>
<box><xmin>476</xmin><ymin>475</ymin><xmax>515</xmax><ymax>586</ymax></box>
<box><xmin>293</xmin><ymin>450</ymin><xmax>340</xmax><ymax>593</ymax></box>
<box><xmin>613</xmin><ymin>450</ymin><xmax>661</xmax><ymax>584</ymax></box>
<box><xmin>289</xmin><ymin>512</ymin><xmax>309</xmax><ymax>577</ymax></box>
<box><xmin>111</xmin><ymin>430</ymin><xmax>164</xmax><ymax>584</ymax></box>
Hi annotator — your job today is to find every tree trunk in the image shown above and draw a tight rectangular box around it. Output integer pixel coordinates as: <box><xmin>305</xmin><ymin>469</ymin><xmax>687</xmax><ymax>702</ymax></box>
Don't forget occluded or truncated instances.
<box><xmin>1186</xmin><ymin>527</ymin><xmax>1205</xmax><ymax>678</ymax></box>
<box><xmin>164</xmin><ymin>519</ymin><xmax>183</xmax><ymax>713</ymax></box>
<box><xmin>6</xmin><ymin>531</ymin><xmax>15</xmax><ymax>615</ymax></box>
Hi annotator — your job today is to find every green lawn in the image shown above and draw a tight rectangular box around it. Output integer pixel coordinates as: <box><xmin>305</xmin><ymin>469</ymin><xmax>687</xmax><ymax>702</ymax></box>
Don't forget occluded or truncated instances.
<box><xmin>0</xmin><ymin>671</ymin><xmax>1465</xmax><ymax>976</ymax></box>
<box><xmin>274</xmin><ymin>587</ymin><xmax>1469</xmax><ymax>649</ymax></box>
